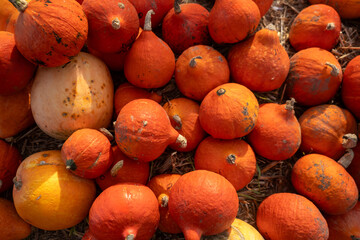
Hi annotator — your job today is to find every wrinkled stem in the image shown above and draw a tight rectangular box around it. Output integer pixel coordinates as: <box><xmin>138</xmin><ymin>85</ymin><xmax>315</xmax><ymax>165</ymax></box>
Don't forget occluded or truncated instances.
<box><xmin>110</xmin><ymin>160</ymin><xmax>124</xmax><ymax>177</ymax></box>
<box><xmin>9</xmin><ymin>0</ymin><xmax>28</xmax><ymax>12</ymax></box>
<box><xmin>326</xmin><ymin>22</ymin><xmax>335</xmax><ymax>30</ymax></box>
<box><xmin>176</xmin><ymin>134</ymin><xmax>187</xmax><ymax>149</ymax></box>
<box><xmin>126</xmin><ymin>234</ymin><xmax>135</xmax><ymax>240</ymax></box>
<box><xmin>285</xmin><ymin>98</ymin><xmax>296</xmax><ymax>111</ymax></box>
<box><xmin>99</xmin><ymin>128</ymin><xmax>114</xmax><ymax>141</ymax></box>
<box><xmin>226</xmin><ymin>154</ymin><xmax>236</xmax><ymax>164</ymax></box>
<box><xmin>13</xmin><ymin>177</ymin><xmax>22</xmax><ymax>190</ymax></box>
<box><xmin>325</xmin><ymin>62</ymin><xmax>340</xmax><ymax>76</ymax></box>
<box><xmin>112</xmin><ymin>18</ymin><xmax>120</xmax><ymax>30</ymax></box>
<box><xmin>144</xmin><ymin>9</ymin><xmax>155</xmax><ymax>31</ymax></box>
<box><xmin>173</xmin><ymin>115</ymin><xmax>182</xmax><ymax>130</ymax></box>
<box><xmin>342</xmin><ymin>133</ymin><xmax>358</xmax><ymax>149</ymax></box>
<box><xmin>160</xmin><ymin>194</ymin><xmax>169</xmax><ymax>207</ymax></box>
<box><xmin>189</xmin><ymin>56</ymin><xmax>202</xmax><ymax>68</ymax></box>
<box><xmin>174</xmin><ymin>0</ymin><xmax>181</xmax><ymax>14</ymax></box>
<box><xmin>338</xmin><ymin>149</ymin><xmax>354</xmax><ymax>168</ymax></box>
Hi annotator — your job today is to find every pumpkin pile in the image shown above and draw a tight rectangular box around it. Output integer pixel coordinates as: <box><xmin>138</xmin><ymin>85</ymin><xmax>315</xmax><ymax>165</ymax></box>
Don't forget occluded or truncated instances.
<box><xmin>0</xmin><ymin>0</ymin><xmax>359</xmax><ymax>239</ymax></box>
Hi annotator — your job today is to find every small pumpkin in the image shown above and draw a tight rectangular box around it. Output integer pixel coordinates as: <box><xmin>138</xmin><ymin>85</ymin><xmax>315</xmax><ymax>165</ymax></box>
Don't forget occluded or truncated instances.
<box><xmin>175</xmin><ymin>45</ymin><xmax>230</xmax><ymax>101</ymax></box>
<box><xmin>252</xmin><ymin>0</ymin><xmax>273</xmax><ymax>17</ymax></box>
<box><xmin>256</xmin><ymin>192</ymin><xmax>329</xmax><ymax>240</ymax></box>
<box><xmin>0</xmin><ymin>140</ymin><xmax>22</xmax><ymax>193</ymax></box>
<box><xmin>194</xmin><ymin>137</ymin><xmax>256</xmax><ymax>191</ymax></box>
<box><xmin>309</xmin><ymin>0</ymin><xmax>360</xmax><ymax>19</ymax></box>
<box><xmin>291</xmin><ymin>153</ymin><xmax>358</xmax><ymax>215</ymax></box>
<box><xmin>147</xmin><ymin>174</ymin><xmax>182</xmax><ymax>234</ymax></box>
<box><xmin>199</xmin><ymin>83</ymin><xmax>259</xmax><ymax>139</ymax></box>
<box><xmin>227</xmin><ymin>218</ymin><xmax>264</xmax><ymax>240</ymax></box>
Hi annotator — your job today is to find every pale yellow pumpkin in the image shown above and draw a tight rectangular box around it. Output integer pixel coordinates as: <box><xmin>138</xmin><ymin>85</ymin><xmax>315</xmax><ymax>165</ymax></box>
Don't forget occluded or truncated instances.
<box><xmin>227</xmin><ymin>218</ymin><xmax>264</xmax><ymax>240</ymax></box>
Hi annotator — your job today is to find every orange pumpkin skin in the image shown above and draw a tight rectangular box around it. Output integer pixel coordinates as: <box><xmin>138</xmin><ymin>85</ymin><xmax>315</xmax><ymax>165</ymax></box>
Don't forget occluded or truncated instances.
<box><xmin>0</xmin><ymin>198</ymin><xmax>31</xmax><ymax>240</ymax></box>
<box><xmin>299</xmin><ymin>104</ymin><xmax>357</xmax><ymax>160</ymax></box>
<box><xmin>285</xmin><ymin>47</ymin><xmax>342</xmax><ymax>106</ymax></box>
<box><xmin>326</xmin><ymin>201</ymin><xmax>360</xmax><ymax>239</ymax></box>
<box><xmin>0</xmin><ymin>140</ymin><xmax>22</xmax><ymax>193</ymax></box>
<box><xmin>0</xmin><ymin>31</ymin><xmax>36</xmax><ymax>95</ymax></box>
<box><xmin>12</xmin><ymin>0</ymin><xmax>88</xmax><ymax>67</ymax></box>
<box><xmin>88</xmin><ymin>183</ymin><xmax>160</xmax><ymax>240</ymax></box>
<box><xmin>251</xmin><ymin>0</ymin><xmax>273</xmax><ymax>17</ymax></box>
<box><xmin>0</xmin><ymin>0</ymin><xmax>19</xmax><ymax>32</ymax></box>
<box><xmin>82</xmin><ymin>0</ymin><xmax>139</xmax><ymax>54</ymax></box>
<box><xmin>227</xmin><ymin>28</ymin><xmax>290</xmax><ymax>92</ymax></box>
<box><xmin>208</xmin><ymin>0</ymin><xmax>261</xmax><ymax>44</ymax></box>
<box><xmin>199</xmin><ymin>83</ymin><xmax>259</xmax><ymax>139</ymax></box>
<box><xmin>114</xmin><ymin>82</ymin><xmax>162</xmax><ymax>116</ymax></box>
<box><xmin>163</xmin><ymin>98</ymin><xmax>206</xmax><ymax>152</ymax></box>
<box><xmin>194</xmin><ymin>137</ymin><xmax>256</xmax><ymax>191</ymax></box>
<box><xmin>115</xmin><ymin>99</ymin><xmax>187</xmax><ymax>162</ymax></box>
<box><xmin>247</xmin><ymin>102</ymin><xmax>301</xmax><ymax>161</ymax></box>
<box><xmin>342</xmin><ymin>55</ymin><xmax>360</xmax><ymax>120</ymax></box>
<box><xmin>289</xmin><ymin>4</ymin><xmax>341</xmax><ymax>51</ymax></box>
<box><xmin>169</xmin><ymin>170</ymin><xmax>239</xmax><ymax>239</ymax></box>
<box><xmin>96</xmin><ymin>145</ymin><xmax>150</xmax><ymax>190</ymax></box>
<box><xmin>147</xmin><ymin>174</ymin><xmax>182</xmax><ymax>234</ymax></box>
<box><xmin>256</xmin><ymin>193</ymin><xmax>329</xmax><ymax>240</ymax></box>
<box><xmin>175</xmin><ymin>45</ymin><xmax>230</xmax><ymax>101</ymax></box>
<box><xmin>87</xmin><ymin>46</ymin><xmax>127</xmax><ymax>72</ymax></box>
<box><xmin>347</xmin><ymin>144</ymin><xmax>360</xmax><ymax>189</ymax></box>
<box><xmin>291</xmin><ymin>153</ymin><xmax>359</xmax><ymax>215</ymax></box>
<box><xmin>309</xmin><ymin>0</ymin><xmax>360</xmax><ymax>19</ymax></box>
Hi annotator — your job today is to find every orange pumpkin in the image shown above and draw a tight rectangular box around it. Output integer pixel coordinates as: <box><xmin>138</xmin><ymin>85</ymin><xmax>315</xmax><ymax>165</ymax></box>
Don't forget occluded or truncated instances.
<box><xmin>256</xmin><ymin>193</ymin><xmax>329</xmax><ymax>240</ymax></box>
<box><xmin>285</xmin><ymin>47</ymin><xmax>342</xmax><ymax>106</ymax></box>
<box><xmin>175</xmin><ymin>45</ymin><xmax>230</xmax><ymax>101</ymax></box>
<box><xmin>147</xmin><ymin>174</ymin><xmax>182</xmax><ymax>234</ymax></box>
<box><xmin>169</xmin><ymin>170</ymin><xmax>239</xmax><ymax>240</ymax></box>
<box><xmin>0</xmin><ymin>0</ymin><xmax>19</xmax><ymax>32</ymax></box>
<box><xmin>0</xmin><ymin>140</ymin><xmax>22</xmax><ymax>193</ymax></box>
<box><xmin>347</xmin><ymin>143</ymin><xmax>360</xmax><ymax>189</ymax></box>
<box><xmin>227</xmin><ymin>28</ymin><xmax>290</xmax><ymax>92</ymax></box>
<box><xmin>252</xmin><ymin>0</ymin><xmax>273</xmax><ymax>17</ymax></box>
<box><xmin>10</xmin><ymin>0</ymin><xmax>88</xmax><ymax>67</ymax></box>
<box><xmin>291</xmin><ymin>153</ymin><xmax>358</xmax><ymax>215</ymax></box>
<box><xmin>342</xmin><ymin>55</ymin><xmax>360</xmax><ymax>120</ymax></box>
<box><xmin>299</xmin><ymin>104</ymin><xmax>358</xmax><ymax>160</ymax></box>
<box><xmin>199</xmin><ymin>83</ymin><xmax>259</xmax><ymax>139</ymax></box>
<box><xmin>309</xmin><ymin>0</ymin><xmax>360</xmax><ymax>19</ymax></box>
<box><xmin>194</xmin><ymin>137</ymin><xmax>256</xmax><ymax>191</ymax></box>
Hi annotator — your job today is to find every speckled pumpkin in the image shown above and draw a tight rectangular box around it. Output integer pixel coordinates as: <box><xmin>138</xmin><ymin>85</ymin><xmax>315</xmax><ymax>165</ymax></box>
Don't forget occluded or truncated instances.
<box><xmin>342</xmin><ymin>55</ymin><xmax>360</xmax><ymax>120</ymax></box>
<box><xmin>309</xmin><ymin>0</ymin><xmax>360</xmax><ymax>19</ymax></box>
<box><xmin>0</xmin><ymin>140</ymin><xmax>22</xmax><ymax>193</ymax></box>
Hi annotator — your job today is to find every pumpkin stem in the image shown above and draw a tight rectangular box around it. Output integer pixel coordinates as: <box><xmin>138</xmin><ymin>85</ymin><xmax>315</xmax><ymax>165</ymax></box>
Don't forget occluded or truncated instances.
<box><xmin>325</xmin><ymin>62</ymin><xmax>340</xmax><ymax>76</ymax></box>
<box><xmin>159</xmin><ymin>194</ymin><xmax>169</xmax><ymax>207</ymax></box>
<box><xmin>112</xmin><ymin>17</ymin><xmax>121</xmax><ymax>30</ymax></box>
<box><xmin>226</xmin><ymin>154</ymin><xmax>236</xmax><ymax>164</ymax></box>
<box><xmin>266</xmin><ymin>23</ymin><xmax>276</xmax><ymax>31</ymax></box>
<box><xmin>13</xmin><ymin>177</ymin><xmax>22</xmax><ymax>190</ymax></box>
<box><xmin>338</xmin><ymin>149</ymin><xmax>354</xmax><ymax>168</ymax></box>
<box><xmin>189</xmin><ymin>56</ymin><xmax>202</xmax><ymax>68</ymax></box>
<box><xmin>174</xmin><ymin>0</ymin><xmax>181</xmax><ymax>14</ymax></box>
<box><xmin>8</xmin><ymin>0</ymin><xmax>28</xmax><ymax>12</ymax></box>
<box><xmin>118</xmin><ymin>2</ymin><xmax>125</xmax><ymax>8</ymax></box>
<box><xmin>326</xmin><ymin>22</ymin><xmax>335</xmax><ymax>30</ymax></box>
<box><xmin>173</xmin><ymin>115</ymin><xmax>182</xmax><ymax>130</ymax></box>
<box><xmin>217</xmin><ymin>88</ymin><xmax>226</xmax><ymax>96</ymax></box>
<box><xmin>342</xmin><ymin>133</ymin><xmax>358</xmax><ymax>149</ymax></box>
<box><xmin>175</xmin><ymin>134</ymin><xmax>187</xmax><ymax>149</ymax></box>
<box><xmin>110</xmin><ymin>160</ymin><xmax>124</xmax><ymax>177</ymax></box>
<box><xmin>66</xmin><ymin>159</ymin><xmax>77</xmax><ymax>171</ymax></box>
<box><xmin>285</xmin><ymin>98</ymin><xmax>296</xmax><ymax>111</ymax></box>
<box><xmin>99</xmin><ymin>128</ymin><xmax>114</xmax><ymax>141</ymax></box>
<box><xmin>144</xmin><ymin>9</ymin><xmax>155</xmax><ymax>31</ymax></box>
<box><xmin>126</xmin><ymin>234</ymin><xmax>135</xmax><ymax>240</ymax></box>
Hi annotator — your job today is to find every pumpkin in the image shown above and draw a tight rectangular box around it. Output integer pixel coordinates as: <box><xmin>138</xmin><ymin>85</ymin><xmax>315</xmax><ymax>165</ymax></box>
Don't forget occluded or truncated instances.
<box><xmin>256</xmin><ymin>192</ymin><xmax>329</xmax><ymax>240</ymax></box>
<box><xmin>291</xmin><ymin>153</ymin><xmax>358</xmax><ymax>215</ymax></box>
<box><xmin>342</xmin><ymin>55</ymin><xmax>360</xmax><ymax>120</ymax></box>
<box><xmin>9</xmin><ymin>0</ymin><xmax>88</xmax><ymax>67</ymax></box>
<box><xmin>168</xmin><ymin>170</ymin><xmax>239</xmax><ymax>240</ymax></box>
<box><xmin>208</xmin><ymin>0</ymin><xmax>261</xmax><ymax>44</ymax></box>
<box><xmin>163</xmin><ymin>98</ymin><xmax>206</xmax><ymax>152</ymax></box>
<box><xmin>124</xmin><ymin>10</ymin><xmax>175</xmax><ymax>88</ymax></box>
<box><xmin>227</xmin><ymin>218</ymin><xmax>264</xmax><ymax>240</ymax></box>
<box><xmin>0</xmin><ymin>0</ymin><xmax>19</xmax><ymax>32</ymax></box>
<box><xmin>115</xmin><ymin>99</ymin><xmax>187</xmax><ymax>162</ymax></box>
<box><xmin>285</xmin><ymin>47</ymin><xmax>342</xmax><ymax>106</ymax></box>
<box><xmin>309</xmin><ymin>0</ymin><xmax>360</xmax><ymax>19</ymax></box>
<box><xmin>31</xmin><ymin>52</ymin><xmax>114</xmax><ymax>140</ymax></box>
<box><xmin>0</xmin><ymin>198</ymin><xmax>31</xmax><ymax>240</ymax></box>
<box><xmin>114</xmin><ymin>82</ymin><xmax>162</xmax><ymax>116</ymax></box>
<box><xmin>82</xmin><ymin>0</ymin><xmax>139</xmax><ymax>53</ymax></box>
<box><xmin>289</xmin><ymin>4</ymin><xmax>341</xmax><ymax>51</ymax></box>
<box><xmin>194</xmin><ymin>137</ymin><xmax>256</xmax><ymax>191</ymax></box>
<box><xmin>227</xmin><ymin>28</ymin><xmax>290</xmax><ymax>92</ymax></box>
<box><xmin>252</xmin><ymin>0</ymin><xmax>273</xmax><ymax>17</ymax></box>
<box><xmin>12</xmin><ymin>150</ymin><xmax>96</xmax><ymax>230</ymax></box>
<box><xmin>96</xmin><ymin>145</ymin><xmax>150</xmax><ymax>190</ymax></box>
<box><xmin>175</xmin><ymin>45</ymin><xmax>230</xmax><ymax>101</ymax></box>
<box><xmin>0</xmin><ymin>140</ymin><xmax>22</xmax><ymax>193</ymax></box>
<box><xmin>161</xmin><ymin>2</ymin><xmax>210</xmax><ymax>55</ymax></box>
<box><xmin>247</xmin><ymin>99</ymin><xmax>301</xmax><ymax>161</ymax></box>
<box><xmin>199</xmin><ymin>83</ymin><xmax>259</xmax><ymax>139</ymax></box>
<box><xmin>87</xmin><ymin>183</ymin><xmax>160</xmax><ymax>240</ymax></box>
<box><xmin>87</xmin><ymin>46</ymin><xmax>128</xmax><ymax>72</ymax></box>
<box><xmin>347</xmin><ymin>143</ymin><xmax>360</xmax><ymax>189</ymax></box>
<box><xmin>147</xmin><ymin>174</ymin><xmax>182</xmax><ymax>234</ymax></box>
<box><xmin>299</xmin><ymin>104</ymin><xmax>358</xmax><ymax>160</ymax></box>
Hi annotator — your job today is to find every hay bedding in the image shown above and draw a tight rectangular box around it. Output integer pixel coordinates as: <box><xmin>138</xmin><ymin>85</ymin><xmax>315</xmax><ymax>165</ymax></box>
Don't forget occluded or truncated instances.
<box><xmin>2</xmin><ymin>0</ymin><xmax>360</xmax><ymax>239</ymax></box>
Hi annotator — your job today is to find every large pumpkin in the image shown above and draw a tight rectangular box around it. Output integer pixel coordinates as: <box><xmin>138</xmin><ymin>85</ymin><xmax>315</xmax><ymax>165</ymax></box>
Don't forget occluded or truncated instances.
<box><xmin>342</xmin><ymin>55</ymin><xmax>360</xmax><ymax>120</ymax></box>
<box><xmin>0</xmin><ymin>140</ymin><xmax>22</xmax><ymax>193</ymax></box>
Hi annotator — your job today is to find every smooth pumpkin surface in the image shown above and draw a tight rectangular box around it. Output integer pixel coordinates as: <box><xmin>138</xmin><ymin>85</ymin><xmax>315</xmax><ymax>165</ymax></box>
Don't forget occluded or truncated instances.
<box><xmin>12</xmin><ymin>150</ymin><xmax>96</xmax><ymax>231</ymax></box>
<box><xmin>0</xmin><ymin>0</ymin><xmax>19</xmax><ymax>32</ymax></box>
<box><xmin>309</xmin><ymin>0</ymin><xmax>360</xmax><ymax>19</ymax></box>
<box><xmin>342</xmin><ymin>55</ymin><xmax>360</xmax><ymax>120</ymax></box>
<box><xmin>0</xmin><ymin>140</ymin><xmax>22</xmax><ymax>193</ymax></box>
<box><xmin>227</xmin><ymin>218</ymin><xmax>264</xmax><ymax>240</ymax></box>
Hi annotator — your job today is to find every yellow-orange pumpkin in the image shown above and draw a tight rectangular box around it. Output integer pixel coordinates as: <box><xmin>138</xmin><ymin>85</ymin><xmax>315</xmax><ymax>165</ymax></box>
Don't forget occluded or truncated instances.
<box><xmin>227</xmin><ymin>218</ymin><xmax>264</xmax><ymax>240</ymax></box>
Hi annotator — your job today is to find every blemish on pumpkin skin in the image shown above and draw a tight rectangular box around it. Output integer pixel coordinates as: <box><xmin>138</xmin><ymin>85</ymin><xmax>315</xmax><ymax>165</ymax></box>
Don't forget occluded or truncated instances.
<box><xmin>62</xmin><ymin>112</ymin><xmax>68</xmax><ymax>117</ymax></box>
<box><xmin>36</xmin><ymin>195</ymin><xmax>42</xmax><ymax>200</ymax></box>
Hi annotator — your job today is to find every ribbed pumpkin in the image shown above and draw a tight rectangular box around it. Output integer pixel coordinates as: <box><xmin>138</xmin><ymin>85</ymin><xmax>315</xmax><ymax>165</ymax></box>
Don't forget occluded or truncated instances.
<box><xmin>227</xmin><ymin>218</ymin><xmax>264</xmax><ymax>240</ymax></box>
<box><xmin>0</xmin><ymin>198</ymin><xmax>31</xmax><ymax>240</ymax></box>
<box><xmin>9</xmin><ymin>0</ymin><xmax>88</xmax><ymax>67</ymax></box>
<box><xmin>256</xmin><ymin>193</ymin><xmax>329</xmax><ymax>240</ymax></box>
<box><xmin>299</xmin><ymin>104</ymin><xmax>358</xmax><ymax>160</ymax></box>
<box><xmin>161</xmin><ymin>2</ymin><xmax>210</xmax><ymax>55</ymax></box>
<box><xmin>194</xmin><ymin>137</ymin><xmax>256</xmax><ymax>191</ymax></box>
<box><xmin>289</xmin><ymin>4</ymin><xmax>341</xmax><ymax>51</ymax></box>
<box><xmin>31</xmin><ymin>52</ymin><xmax>114</xmax><ymax>140</ymax></box>
<box><xmin>291</xmin><ymin>153</ymin><xmax>359</xmax><ymax>215</ymax></box>
<box><xmin>175</xmin><ymin>45</ymin><xmax>230</xmax><ymax>101</ymax></box>
<box><xmin>252</xmin><ymin>0</ymin><xmax>273</xmax><ymax>17</ymax></box>
<box><xmin>96</xmin><ymin>145</ymin><xmax>150</xmax><ymax>190</ymax></box>
<box><xmin>285</xmin><ymin>47</ymin><xmax>342</xmax><ymax>106</ymax></box>
<box><xmin>247</xmin><ymin>100</ymin><xmax>301</xmax><ymax>161</ymax></box>
<box><xmin>342</xmin><ymin>55</ymin><xmax>360</xmax><ymax>120</ymax></box>
<box><xmin>309</xmin><ymin>0</ymin><xmax>360</xmax><ymax>19</ymax></box>
<box><xmin>12</xmin><ymin>150</ymin><xmax>96</xmax><ymax>230</ymax></box>
<box><xmin>168</xmin><ymin>170</ymin><xmax>239</xmax><ymax>240</ymax></box>
<box><xmin>199</xmin><ymin>83</ymin><xmax>259</xmax><ymax>139</ymax></box>
<box><xmin>163</xmin><ymin>98</ymin><xmax>206</xmax><ymax>152</ymax></box>
<box><xmin>124</xmin><ymin>10</ymin><xmax>175</xmax><ymax>88</ymax></box>
<box><xmin>227</xmin><ymin>28</ymin><xmax>290</xmax><ymax>92</ymax></box>
<box><xmin>0</xmin><ymin>140</ymin><xmax>22</xmax><ymax>193</ymax></box>
<box><xmin>0</xmin><ymin>0</ymin><xmax>19</xmax><ymax>32</ymax></box>
<box><xmin>147</xmin><ymin>174</ymin><xmax>182</xmax><ymax>234</ymax></box>
<box><xmin>82</xmin><ymin>0</ymin><xmax>139</xmax><ymax>53</ymax></box>
<box><xmin>347</xmin><ymin>143</ymin><xmax>360</xmax><ymax>189</ymax></box>
<box><xmin>87</xmin><ymin>183</ymin><xmax>160</xmax><ymax>240</ymax></box>
<box><xmin>208</xmin><ymin>0</ymin><xmax>261</xmax><ymax>44</ymax></box>
<box><xmin>115</xmin><ymin>99</ymin><xmax>187</xmax><ymax>162</ymax></box>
